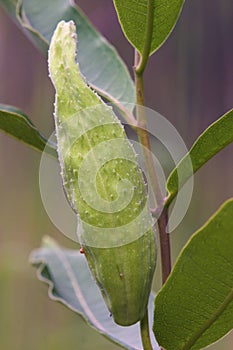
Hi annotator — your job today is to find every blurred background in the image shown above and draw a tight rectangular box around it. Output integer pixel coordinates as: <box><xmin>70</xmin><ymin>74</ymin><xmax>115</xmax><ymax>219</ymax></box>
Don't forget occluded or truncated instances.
<box><xmin>0</xmin><ymin>0</ymin><xmax>233</xmax><ymax>349</ymax></box>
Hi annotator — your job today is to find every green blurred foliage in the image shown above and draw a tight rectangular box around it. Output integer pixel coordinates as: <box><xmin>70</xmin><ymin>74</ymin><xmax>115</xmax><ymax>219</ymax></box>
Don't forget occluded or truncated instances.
<box><xmin>0</xmin><ymin>0</ymin><xmax>233</xmax><ymax>349</ymax></box>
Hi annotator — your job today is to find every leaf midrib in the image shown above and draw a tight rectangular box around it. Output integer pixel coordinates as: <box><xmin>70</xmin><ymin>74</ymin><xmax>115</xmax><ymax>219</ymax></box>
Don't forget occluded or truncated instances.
<box><xmin>182</xmin><ymin>287</ymin><xmax>233</xmax><ymax>350</ymax></box>
<box><xmin>53</xmin><ymin>247</ymin><xmax>106</xmax><ymax>332</ymax></box>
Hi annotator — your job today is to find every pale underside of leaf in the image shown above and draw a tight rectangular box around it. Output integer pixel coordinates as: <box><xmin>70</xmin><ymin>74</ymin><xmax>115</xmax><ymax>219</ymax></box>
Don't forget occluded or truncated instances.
<box><xmin>30</xmin><ymin>237</ymin><xmax>159</xmax><ymax>350</ymax></box>
<box><xmin>12</xmin><ymin>0</ymin><xmax>135</xmax><ymax>112</ymax></box>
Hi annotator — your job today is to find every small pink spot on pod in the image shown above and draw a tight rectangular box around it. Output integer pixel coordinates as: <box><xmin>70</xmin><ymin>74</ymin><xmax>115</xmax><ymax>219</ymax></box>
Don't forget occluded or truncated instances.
<box><xmin>79</xmin><ymin>247</ymin><xmax>85</xmax><ymax>254</ymax></box>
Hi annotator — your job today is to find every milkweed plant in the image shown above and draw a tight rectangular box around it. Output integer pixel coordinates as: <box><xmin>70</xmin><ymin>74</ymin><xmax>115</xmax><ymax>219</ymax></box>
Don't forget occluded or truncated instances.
<box><xmin>0</xmin><ymin>1</ymin><xmax>233</xmax><ymax>350</ymax></box>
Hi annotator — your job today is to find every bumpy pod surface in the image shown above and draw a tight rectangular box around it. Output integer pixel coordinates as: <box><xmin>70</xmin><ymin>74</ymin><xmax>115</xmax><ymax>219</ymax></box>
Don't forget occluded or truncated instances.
<box><xmin>48</xmin><ymin>21</ymin><xmax>157</xmax><ymax>326</ymax></box>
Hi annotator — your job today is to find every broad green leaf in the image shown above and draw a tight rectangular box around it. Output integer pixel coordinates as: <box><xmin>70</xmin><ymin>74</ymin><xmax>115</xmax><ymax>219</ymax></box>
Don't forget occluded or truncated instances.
<box><xmin>10</xmin><ymin>0</ymin><xmax>135</xmax><ymax>111</ymax></box>
<box><xmin>30</xmin><ymin>236</ymin><xmax>159</xmax><ymax>350</ymax></box>
<box><xmin>0</xmin><ymin>104</ymin><xmax>56</xmax><ymax>156</ymax></box>
<box><xmin>113</xmin><ymin>0</ymin><xmax>185</xmax><ymax>55</ymax></box>
<box><xmin>166</xmin><ymin>109</ymin><xmax>233</xmax><ymax>205</ymax></box>
<box><xmin>154</xmin><ymin>199</ymin><xmax>233</xmax><ymax>350</ymax></box>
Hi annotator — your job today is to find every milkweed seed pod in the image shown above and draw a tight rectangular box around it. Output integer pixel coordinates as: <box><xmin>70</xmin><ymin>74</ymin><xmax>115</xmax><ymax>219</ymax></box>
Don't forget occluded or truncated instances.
<box><xmin>48</xmin><ymin>21</ymin><xmax>157</xmax><ymax>326</ymax></box>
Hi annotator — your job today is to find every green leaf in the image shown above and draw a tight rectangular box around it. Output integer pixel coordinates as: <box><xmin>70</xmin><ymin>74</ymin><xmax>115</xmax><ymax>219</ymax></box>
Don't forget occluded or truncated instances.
<box><xmin>166</xmin><ymin>109</ymin><xmax>233</xmax><ymax>205</ymax></box>
<box><xmin>0</xmin><ymin>104</ymin><xmax>56</xmax><ymax>156</ymax></box>
<box><xmin>113</xmin><ymin>0</ymin><xmax>185</xmax><ymax>55</ymax></box>
<box><xmin>154</xmin><ymin>199</ymin><xmax>233</xmax><ymax>350</ymax></box>
<box><xmin>30</xmin><ymin>237</ymin><xmax>159</xmax><ymax>350</ymax></box>
<box><xmin>11</xmin><ymin>0</ymin><xmax>135</xmax><ymax>111</ymax></box>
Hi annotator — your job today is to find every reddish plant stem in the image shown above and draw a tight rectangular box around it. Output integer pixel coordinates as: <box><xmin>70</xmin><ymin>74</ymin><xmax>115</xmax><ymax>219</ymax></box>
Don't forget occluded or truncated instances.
<box><xmin>157</xmin><ymin>207</ymin><xmax>171</xmax><ymax>284</ymax></box>
<box><xmin>134</xmin><ymin>51</ymin><xmax>172</xmax><ymax>285</ymax></box>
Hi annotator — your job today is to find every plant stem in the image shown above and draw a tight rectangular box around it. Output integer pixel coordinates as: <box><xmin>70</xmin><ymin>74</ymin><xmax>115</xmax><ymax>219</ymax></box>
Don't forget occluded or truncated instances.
<box><xmin>134</xmin><ymin>50</ymin><xmax>172</xmax><ymax>284</ymax></box>
<box><xmin>134</xmin><ymin>57</ymin><xmax>164</xmax><ymax>207</ymax></box>
<box><xmin>134</xmin><ymin>2</ymin><xmax>171</xmax><ymax>348</ymax></box>
<box><xmin>157</xmin><ymin>207</ymin><xmax>171</xmax><ymax>283</ymax></box>
<box><xmin>140</xmin><ymin>310</ymin><xmax>153</xmax><ymax>350</ymax></box>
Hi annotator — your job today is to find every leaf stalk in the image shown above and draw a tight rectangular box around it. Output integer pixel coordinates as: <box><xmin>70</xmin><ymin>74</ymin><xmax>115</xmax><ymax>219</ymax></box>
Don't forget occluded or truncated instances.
<box><xmin>135</xmin><ymin>0</ymin><xmax>154</xmax><ymax>75</ymax></box>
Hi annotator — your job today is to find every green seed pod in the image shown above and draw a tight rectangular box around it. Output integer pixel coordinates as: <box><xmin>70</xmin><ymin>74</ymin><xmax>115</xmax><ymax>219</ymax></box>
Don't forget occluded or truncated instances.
<box><xmin>48</xmin><ymin>20</ymin><xmax>157</xmax><ymax>326</ymax></box>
